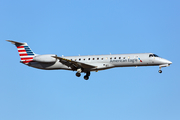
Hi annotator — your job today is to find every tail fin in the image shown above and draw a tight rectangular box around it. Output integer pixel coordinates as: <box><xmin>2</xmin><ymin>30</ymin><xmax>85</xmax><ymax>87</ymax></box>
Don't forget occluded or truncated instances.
<box><xmin>7</xmin><ymin>40</ymin><xmax>36</xmax><ymax>64</ymax></box>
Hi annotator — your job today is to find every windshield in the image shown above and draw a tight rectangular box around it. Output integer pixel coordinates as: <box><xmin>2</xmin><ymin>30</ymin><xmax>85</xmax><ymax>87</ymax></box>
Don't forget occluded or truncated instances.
<box><xmin>153</xmin><ymin>54</ymin><xmax>159</xmax><ymax>57</ymax></box>
<box><xmin>149</xmin><ymin>54</ymin><xmax>159</xmax><ymax>57</ymax></box>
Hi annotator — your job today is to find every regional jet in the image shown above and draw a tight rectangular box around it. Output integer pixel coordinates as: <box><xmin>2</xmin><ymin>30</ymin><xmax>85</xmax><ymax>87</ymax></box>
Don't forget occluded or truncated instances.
<box><xmin>7</xmin><ymin>40</ymin><xmax>172</xmax><ymax>80</ymax></box>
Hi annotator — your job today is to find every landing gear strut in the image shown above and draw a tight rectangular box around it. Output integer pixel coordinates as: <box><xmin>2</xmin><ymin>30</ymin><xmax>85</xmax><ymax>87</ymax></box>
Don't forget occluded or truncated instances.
<box><xmin>158</xmin><ymin>67</ymin><xmax>162</xmax><ymax>73</ymax></box>
<box><xmin>84</xmin><ymin>72</ymin><xmax>90</xmax><ymax>80</ymax></box>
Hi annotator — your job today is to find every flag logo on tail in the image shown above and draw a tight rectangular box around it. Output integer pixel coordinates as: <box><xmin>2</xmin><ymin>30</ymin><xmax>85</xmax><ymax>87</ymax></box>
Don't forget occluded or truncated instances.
<box><xmin>6</xmin><ymin>40</ymin><xmax>36</xmax><ymax>64</ymax></box>
<box><xmin>17</xmin><ymin>45</ymin><xmax>35</xmax><ymax>63</ymax></box>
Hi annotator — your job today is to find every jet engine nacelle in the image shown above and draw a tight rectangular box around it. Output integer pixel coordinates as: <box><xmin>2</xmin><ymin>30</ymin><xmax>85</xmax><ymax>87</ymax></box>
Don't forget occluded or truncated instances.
<box><xmin>33</xmin><ymin>54</ymin><xmax>57</xmax><ymax>63</ymax></box>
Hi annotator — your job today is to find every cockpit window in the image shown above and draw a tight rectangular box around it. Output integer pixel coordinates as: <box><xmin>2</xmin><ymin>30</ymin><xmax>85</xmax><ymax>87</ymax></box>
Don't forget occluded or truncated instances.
<box><xmin>149</xmin><ymin>54</ymin><xmax>159</xmax><ymax>57</ymax></box>
<box><xmin>153</xmin><ymin>54</ymin><xmax>159</xmax><ymax>57</ymax></box>
<box><xmin>149</xmin><ymin>54</ymin><xmax>153</xmax><ymax>57</ymax></box>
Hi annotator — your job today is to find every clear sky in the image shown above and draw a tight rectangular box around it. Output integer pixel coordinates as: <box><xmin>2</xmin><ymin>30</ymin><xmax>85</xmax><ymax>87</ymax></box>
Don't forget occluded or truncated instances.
<box><xmin>1</xmin><ymin>0</ymin><xmax>180</xmax><ymax>120</ymax></box>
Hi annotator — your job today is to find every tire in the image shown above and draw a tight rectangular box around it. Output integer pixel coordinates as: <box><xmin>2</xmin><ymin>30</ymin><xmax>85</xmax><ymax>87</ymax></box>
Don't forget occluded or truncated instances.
<box><xmin>158</xmin><ymin>70</ymin><xmax>162</xmax><ymax>73</ymax></box>
<box><xmin>76</xmin><ymin>72</ymin><xmax>81</xmax><ymax>77</ymax></box>
<box><xmin>84</xmin><ymin>76</ymin><xmax>89</xmax><ymax>80</ymax></box>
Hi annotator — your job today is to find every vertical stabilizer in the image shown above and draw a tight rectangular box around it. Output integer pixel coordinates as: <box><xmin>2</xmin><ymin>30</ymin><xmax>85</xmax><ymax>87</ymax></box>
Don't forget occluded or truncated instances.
<box><xmin>7</xmin><ymin>40</ymin><xmax>36</xmax><ymax>64</ymax></box>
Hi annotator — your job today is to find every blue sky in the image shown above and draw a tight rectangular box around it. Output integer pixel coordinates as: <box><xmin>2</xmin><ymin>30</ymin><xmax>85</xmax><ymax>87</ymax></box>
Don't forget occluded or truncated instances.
<box><xmin>1</xmin><ymin>0</ymin><xmax>180</xmax><ymax>120</ymax></box>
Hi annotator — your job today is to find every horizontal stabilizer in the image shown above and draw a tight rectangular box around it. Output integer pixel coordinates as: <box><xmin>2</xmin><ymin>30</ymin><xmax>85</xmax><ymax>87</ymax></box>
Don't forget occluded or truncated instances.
<box><xmin>6</xmin><ymin>40</ymin><xmax>25</xmax><ymax>45</ymax></box>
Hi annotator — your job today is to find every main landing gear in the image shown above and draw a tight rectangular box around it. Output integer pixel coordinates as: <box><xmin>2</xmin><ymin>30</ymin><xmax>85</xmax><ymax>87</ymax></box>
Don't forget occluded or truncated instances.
<box><xmin>84</xmin><ymin>72</ymin><xmax>90</xmax><ymax>80</ymax></box>
<box><xmin>75</xmin><ymin>68</ymin><xmax>90</xmax><ymax>80</ymax></box>
<box><xmin>76</xmin><ymin>72</ymin><xmax>81</xmax><ymax>77</ymax></box>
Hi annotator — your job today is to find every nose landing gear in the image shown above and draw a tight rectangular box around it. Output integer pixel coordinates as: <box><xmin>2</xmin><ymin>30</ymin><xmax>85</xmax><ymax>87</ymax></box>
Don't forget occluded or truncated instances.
<box><xmin>158</xmin><ymin>67</ymin><xmax>162</xmax><ymax>73</ymax></box>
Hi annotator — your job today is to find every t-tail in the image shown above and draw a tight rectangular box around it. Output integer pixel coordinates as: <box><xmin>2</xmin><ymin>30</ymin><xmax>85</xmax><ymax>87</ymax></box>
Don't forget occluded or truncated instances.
<box><xmin>7</xmin><ymin>40</ymin><xmax>36</xmax><ymax>64</ymax></box>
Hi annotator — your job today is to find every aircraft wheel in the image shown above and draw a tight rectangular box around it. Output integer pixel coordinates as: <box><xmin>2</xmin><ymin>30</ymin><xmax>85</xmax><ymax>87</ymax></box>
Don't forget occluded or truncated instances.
<box><xmin>84</xmin><ymin>75</ymin><xmax>89</xmax><ymax>80</ymax></box>
<box><xmin>76</xmin><ymin>72</ymin><xmax>81</xmax><ymax>77</ymax></box>
<box><xmin>158</xmin><ymin>70</ymin><xmax>162</xmax><ymax>73</ymax></box>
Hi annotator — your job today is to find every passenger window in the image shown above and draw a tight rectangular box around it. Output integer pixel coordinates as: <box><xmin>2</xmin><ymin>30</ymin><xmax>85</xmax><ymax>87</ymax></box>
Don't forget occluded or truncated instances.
<box><xmin>79</xmin><ymin>58</ymin><xmax>81</xmax><ymax>61</ymax></box>
<box><xmin>101</xmin><ymin>58</ymin><xmax>103</xmax><ymax>60</ymax></box>
<box><xmin>83</xmin><ymin>58</ymin><xmax>85</xmax><ymax>61</ymax></box>
<box><xmin>93</xmin><ymin>58</ymin><xmax>95</xmax><ymax>60</ymax></box>
<box><xmin>110</xmin><ymin>57</ymin><xmax>112</xmax><ymax>59</ymax></box>
<box><xmin>106</xmin><ymin>57</ymin><xmax>108</xmax><ymax>59</ymax></box>
<box><xmin>97</xmin><ymin>58</ymin><xmax>99</xmax><ymax>60</ymax></box>
<box><xmin>123</xmin><ymin>57</ymin><xmax>125</xmax><ymax>59</ymax></box>
<box><xmin>119</xmin><ymin>57</ymin><xmax>121</xmax><ymax>59</ymax></box>
<box><xmin>114</xmin><ymin>57</ymin><xmax>116</xmax><ymax>59</ymax></box>
<box><xmin>75</xmin><ymin>59</ymin><xmax>77</xmax><ymax>61</ymax></box>
<box><xmin>88</xmin><ymin>58</ymin><xmax>90</xmax><ymax>60</ymax></box>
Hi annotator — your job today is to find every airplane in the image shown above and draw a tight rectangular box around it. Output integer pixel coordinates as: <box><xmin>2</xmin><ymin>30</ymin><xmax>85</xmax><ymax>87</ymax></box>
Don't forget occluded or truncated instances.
<box><xmin>7</xmin><ymin>40</ymin><xmax>172</xmax><ymax>80</ymax></box>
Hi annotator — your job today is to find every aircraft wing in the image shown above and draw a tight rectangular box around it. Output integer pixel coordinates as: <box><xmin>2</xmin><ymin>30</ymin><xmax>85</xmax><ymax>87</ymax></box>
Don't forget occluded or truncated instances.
<box><xmin>52</xmin><ymin>56</ymin><xmax>96</xmax><ymax>70</ymax></box>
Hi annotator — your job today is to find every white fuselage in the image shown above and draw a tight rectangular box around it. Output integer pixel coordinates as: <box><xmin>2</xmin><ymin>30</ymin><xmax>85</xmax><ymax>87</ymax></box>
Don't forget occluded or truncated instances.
<box><xmin>7</xmin><ymin>40</ymin><xmax>172</xmax><ymax>80</ymax></box>
<box><xmin>27</xmin><ymin>53</ymin><xmax>172</xmax><ymax>72</ymax></box>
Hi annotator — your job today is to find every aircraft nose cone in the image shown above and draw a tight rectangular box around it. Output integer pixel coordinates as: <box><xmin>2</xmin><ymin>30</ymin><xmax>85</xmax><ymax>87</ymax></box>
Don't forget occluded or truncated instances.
<box><xmin>168</xmin><ymin>61</ymin><xmax>172</xmax><ymax>64</ymax></box>
<box><xmin>164</xmin><ymin>59</ymin><xmax>172</xmax><ymax>65</ymax></box>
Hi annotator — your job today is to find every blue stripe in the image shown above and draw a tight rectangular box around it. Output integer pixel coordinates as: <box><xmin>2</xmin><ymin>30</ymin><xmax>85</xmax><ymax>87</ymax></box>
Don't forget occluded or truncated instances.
<box><xmin>28</xmin><ymin>53</ymin><xmax>34</xmax><ymax>55</ymax></box>
<box><xmin>25</xmin><ymin>50</ymin><xmax>32</xmax><ymax>52</ymax></box>
<box><xmin>24</xmin><ymin>46</ymin><xmax>34</xmax><ymax>55</ymax></box>
<box><xmin>27</xmin><ymin>52</ymin><xmax>34</xmax><ymax>54</ymax></box>
<box><xmin>25</xmin><ymin>48</ymin><xmax>30</xmax><ymax>50</ymax></box>
<box><xmin>24</xmin><ymin>46</ymin><xmax>29</xmax><ymax>48</ymax></box>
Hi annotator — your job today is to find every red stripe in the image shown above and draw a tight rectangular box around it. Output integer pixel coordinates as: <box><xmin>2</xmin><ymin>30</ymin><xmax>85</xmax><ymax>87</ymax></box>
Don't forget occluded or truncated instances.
<box><xmin>22</xmin><ymin>60</ymin><xmax>33</xmax><ymax>63</ymax></box>
<box><xmin>19</xmin><ymin>53</ymin><xmax>28</xmax><ymax>56</ymax></box>
<box><xmin>17</xmin><ymin>46</ymin><xmax>24</xmax><ymax>48</ymax></box>
<box><xmin>21</xmin><ymin>57</ymin><xmax>33</xmax><ymax>60</ymax></box>
<box><xmin>18</xmin><ymin>50</ymin><xmax>26</xmax><ymax>52</ymax></box>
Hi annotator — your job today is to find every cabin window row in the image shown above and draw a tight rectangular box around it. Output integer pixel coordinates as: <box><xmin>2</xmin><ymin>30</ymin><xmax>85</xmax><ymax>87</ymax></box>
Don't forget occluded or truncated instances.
<box><xmin>73</xmin><ymin>57</ymin><xmax>128</xmax><ymax>61</ymax></box>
